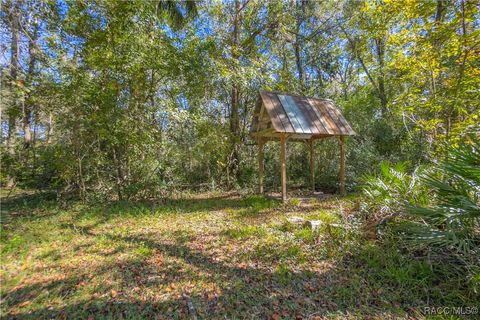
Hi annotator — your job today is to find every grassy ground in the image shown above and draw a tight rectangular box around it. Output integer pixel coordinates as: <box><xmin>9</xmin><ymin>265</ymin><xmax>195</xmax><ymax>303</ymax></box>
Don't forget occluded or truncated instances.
<box><xmin>0</xmin><ymin>191</ymin><xmax>477</xmax><ymax>319</ymax></box>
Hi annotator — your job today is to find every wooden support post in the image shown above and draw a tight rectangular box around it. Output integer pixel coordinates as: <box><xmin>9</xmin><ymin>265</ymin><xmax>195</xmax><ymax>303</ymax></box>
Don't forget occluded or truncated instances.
<box><xmin>258</xmin><ymin>139</ymin><xmax>264</xmax><ymax>194</ymax></box>
<box><xmin>280</xmin><ymin>134</ymin><xmax>287</xmax><ymax>202</ymax></box>
<box><xmin>339</xmin><ymin>136</ymin><xmax>345</xmax><ymax>196</ymax></box>
<box><xmin>309</xmin><ymin>139</ymin><xmax>315</xmax><ymax>191</ymax></box>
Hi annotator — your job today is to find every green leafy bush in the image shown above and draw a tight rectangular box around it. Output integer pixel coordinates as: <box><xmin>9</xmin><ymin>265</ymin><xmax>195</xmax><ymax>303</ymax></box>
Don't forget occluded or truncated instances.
<box><xmin>361</xmin><ymin>161</ymin><xmax>428</xmax><ymax>222</ymax></box>
<box><xmin>399</xmin><ymin>137</ymin><xmax>480</xmax><ymax>255</ymax></box>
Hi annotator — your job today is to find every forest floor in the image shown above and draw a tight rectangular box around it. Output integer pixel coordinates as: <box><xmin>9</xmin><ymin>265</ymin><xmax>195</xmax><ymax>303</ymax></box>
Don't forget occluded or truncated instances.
<box><xmin>0</xmin><ymin>191</ymin><xmax>475</xmax><ymax>319</ymax></box>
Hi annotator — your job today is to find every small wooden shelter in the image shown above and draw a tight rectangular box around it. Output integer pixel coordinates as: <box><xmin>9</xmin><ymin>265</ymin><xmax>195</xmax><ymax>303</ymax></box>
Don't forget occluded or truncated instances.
<box><xmin>250</xmin><ymin>90</ymin><xmax>355</xmax><ymax>202</ymax></box>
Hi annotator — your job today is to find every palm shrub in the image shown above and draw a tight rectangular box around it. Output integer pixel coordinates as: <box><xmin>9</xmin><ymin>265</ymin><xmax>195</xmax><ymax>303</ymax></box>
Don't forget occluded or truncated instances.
<box><xmin>361</xmin><ymin>161</ymin><xmax>428</xmax><ymax>223</ymax></box>
<box><xmin>399</xmin><ymin>137</ymin><xmax>480</xmax><ymax>255</ymax></box>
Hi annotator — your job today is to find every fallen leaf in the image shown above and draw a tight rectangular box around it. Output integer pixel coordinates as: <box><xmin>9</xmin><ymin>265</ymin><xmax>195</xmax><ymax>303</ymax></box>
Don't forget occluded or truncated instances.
<box><xmin>18</xmin><ymin>301</ymin><xmax>30</xmax><ymax>308</ymax></box>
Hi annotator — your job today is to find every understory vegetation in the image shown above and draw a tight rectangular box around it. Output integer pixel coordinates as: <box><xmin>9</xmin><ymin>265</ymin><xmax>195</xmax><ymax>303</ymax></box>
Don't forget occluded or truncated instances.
<box><xmin>1</xmin><ymin>191</ymin><xmax>478</xmax><ymax>319</ymax></box>
<box><xmin>361</xmin><ymin>137</ymin><xmax>480</xmax><ymax>308</ymax></box>
<box><xmin>1</xmin><ymin>0</ymin><xmax>479</xmax><ymax>318</ymax></box>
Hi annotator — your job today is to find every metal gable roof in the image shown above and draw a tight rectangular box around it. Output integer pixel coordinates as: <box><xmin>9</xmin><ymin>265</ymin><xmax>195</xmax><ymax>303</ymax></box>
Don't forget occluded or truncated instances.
<box><xmin>252</xmin><ymin>91</ymin><xmax>355</xmax><ymax>137</ymax></box>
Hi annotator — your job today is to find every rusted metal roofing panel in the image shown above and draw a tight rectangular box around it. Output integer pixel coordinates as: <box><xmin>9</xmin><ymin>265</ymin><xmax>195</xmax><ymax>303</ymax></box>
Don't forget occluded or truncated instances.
<box><xmin>318</xmin><ymin>100</ymin><xmax>343</xmax><ymax>133</ymax></box>
<box><xmin>268</xmin><ymin>93</ymin><xmax>295</xmax><ymax>133</ymax></box>
<box><xmin>260</xmin><ymin>92</ymin><xmax>295</xmax><ymax>133</ymax></box>
<box><xmin>278</xmin><ymin>94</ymin><xmax>312</xmax><ymax>134</ymax></box>
<box><xmin>306</xmin><ymin>98</ymin><xmax>333</xmax><ymax>134</ymax></box>
<box><xmin>254</xmin><ymin>91</ymin><xmax>355</xmax><ymax>137</ymax></box>
<box><xmin>329</xmin><ymin>103</ymin><xmax>350</xmax><ymax>133</ymax></box>
<box><xmin>259</xmin><ymin>92</ymin><xmax>284</xmax><ymax>132</ymax></box>
<box><xmin>308</xmin><ymin>99</ymin><xmax>339</xmax><ymax>134</ymax></box>
<box><xmin>325</xmin><ymin>101</ymin><xmax>355</xmax><ymax>135</ymax></box>
<box><xmin>293</xmin><ymin>96</ymin><xmax>323</xmax><ymax>134</ymax></box>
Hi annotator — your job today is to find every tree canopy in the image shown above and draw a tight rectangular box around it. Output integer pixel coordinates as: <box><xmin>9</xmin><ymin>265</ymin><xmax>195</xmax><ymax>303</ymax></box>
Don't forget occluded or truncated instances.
<box><xmin>1</xmin><ymin>0</ymin><xmax>479</xmax><ymax>200</ymax></box>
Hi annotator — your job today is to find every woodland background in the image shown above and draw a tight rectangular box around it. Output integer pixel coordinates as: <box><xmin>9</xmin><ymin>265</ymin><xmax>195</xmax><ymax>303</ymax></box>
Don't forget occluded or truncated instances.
<box><xmin>1</xmin><ymin>1</ymin><xmax>479</xmax><ymax>318</ymax></box>
<box><xmin>1</xmin><ymin>0</ymin><xmax>479</xmax><ymax>199</ymax></box>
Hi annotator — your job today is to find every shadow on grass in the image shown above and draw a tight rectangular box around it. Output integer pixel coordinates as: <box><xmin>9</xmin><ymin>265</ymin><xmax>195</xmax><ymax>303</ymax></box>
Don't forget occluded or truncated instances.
<box><xmin>2</xmin><ymin>191</ymin><xmax>339</xmax><ymax>228</ymax></box>
<box><xmin>3</xmin><ymin>193</ymin><xmax>475</xmax><ymax>319</ymax></box>
<box><xmin>70</xmin><ymin>195</ymin><xmax>283</xmax><ymax>225</ymax></box>
<box><xmin>0</xmin><ymin>191</ymin><xmax>59</xmax><ymax>224</ymax></box>
<box><xmin>3</xmin><ymin>235</ymin><xmax>352</xmax><ymax>318</ymax></box>
<box><xmin>1</xmin><ymin>192</ymin><xmax>281</xmax><ymax>230</ymax></box>
<box><xmin>7</xmin><ymin>223</ymin><xmax>475</xmax><ymax>319</ymax></box>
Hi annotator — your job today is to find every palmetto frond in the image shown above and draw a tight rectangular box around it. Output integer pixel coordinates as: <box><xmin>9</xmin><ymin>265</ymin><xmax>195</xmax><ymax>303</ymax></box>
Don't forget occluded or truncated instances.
<box><xmin>362</xmin><ymin>161</ymin><xmax>428</xmax><ymax>219</ymax></box>
<box><xmin>404</xmin><ymin>135</ymin><xmax>480</xmax><ymax>254</ymax></box>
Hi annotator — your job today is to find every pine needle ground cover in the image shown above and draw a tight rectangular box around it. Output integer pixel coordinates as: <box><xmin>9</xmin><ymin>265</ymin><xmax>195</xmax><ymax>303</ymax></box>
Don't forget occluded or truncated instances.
<box><xmin>1</xmin><ymin>192</ymin><xmax>477</xmax><ymax>319</ymax></box>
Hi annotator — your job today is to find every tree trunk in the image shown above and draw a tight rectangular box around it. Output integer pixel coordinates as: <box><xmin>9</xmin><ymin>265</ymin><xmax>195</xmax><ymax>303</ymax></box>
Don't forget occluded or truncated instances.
<box><xmin>435</xmin><ymin>0</ymin><xmax>446</xmax><ymax>22</ymax></box>
<box><xmin>375</xmin><ymin>37</ymin><xmax>387</xmax><ymax>114</ymax></box>
<box><xmin>309</xmin><ymin>139</ymin><xmax>314</xmax><ymax>191</ymax></box>
<box><xmin>339</xmin><ymin>136</ymin><xmax>345</xmax><ymax>196</ymax></box>
<box><xmin>230</xmin><ymin>86</ymin><xmax>240</xmax><ymax>138</ymax></box>
<box><xmin>112</xmin><ymin>147</ymin><xmax>124</xmax><ymax>201</ymax></box>
<box><xmin>280</xmin><ymin>134</ymin><xmax>287</xmax><ymax>202</ymax></box>
<box><xmin>258</xmin><ymin>139</ymin><xmax>264</xmax><ymax>194</ymax></box>
<box><xmin>78</xmin><ymin>156</ymin><xmax>86</xmax><ymax>202</ymax></box>
<box><xmin>6</xmin><ymin>0</ymin><xmax>21</xmax><ymax>187</ymax></box>
<box><xmin>228</xmin><ymin>0</ymin><xmax>241</xmax><ymax>181</ymax></box>
<box><xmin>342</xmin><ymin>27</ymin><xmax>388</xmax><ymax>115</ymax></box>
<box><xmin>23</xmin><ymin>20</ymin><xmax>39</xmax><ymax>148</ymax></box>
<box><xmin>294</xmin><ymin>0</ymin><xmax>306</xmax><ymax>91</ymax></box>
<box><xmin>46</xmin><ymin>113</ymin><xmax>54</xmax><ymax>143</ymax></box>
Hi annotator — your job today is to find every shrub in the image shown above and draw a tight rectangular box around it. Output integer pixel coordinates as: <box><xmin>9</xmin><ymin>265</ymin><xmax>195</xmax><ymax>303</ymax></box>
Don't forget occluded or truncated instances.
<box><xmin>399</xmin><ymin>136</ymin><xmax>480</xmax><ymax>255</ymax></box>
<box><xmin>361</xmin><ymin>161</ymin><xmax>428</xmax><ymax>223</ymax></box>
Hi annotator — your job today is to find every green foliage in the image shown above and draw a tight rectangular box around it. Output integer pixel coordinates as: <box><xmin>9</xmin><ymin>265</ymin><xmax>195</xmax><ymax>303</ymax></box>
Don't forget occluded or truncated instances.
<box><xmin>223</xmin><ymin>225</ymin><xmax>266</xmax><ymax>240</ymax></box>
<box><xmin>2</xmin><ymin>1</ymin><xmax>480</xmax><ymax>317</ymax></box>
<box><xmin>358</xmin><ymin>135</ymin><xmax>479</xmax><ymax>296</ymax></box>
<box><xmin>154</xmin><ymin>0</ymin><xmax>197</xmax><ymax>30</ymax></box>
<box><xmin>362</xmin><ymin>161</ymin><xmax>428</xmax><ymax>220</ymax></box>
<box><xmin>2</xmin><ymin>0</ymin><xmax>478</xmax><ymax>200</ymax></box>
<box><xmin>400</xmin><ymin>135</ymin><xmax>480</xmax><ymax>254</ymax></box>
<box><xmin>2</xmin><ymin>192</ymin><xmax>477</xmax><ymax>318</ymax></box>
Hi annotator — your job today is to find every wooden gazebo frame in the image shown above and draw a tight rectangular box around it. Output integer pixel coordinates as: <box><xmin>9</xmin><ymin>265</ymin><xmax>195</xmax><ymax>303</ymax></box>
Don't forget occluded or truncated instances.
<box><xmin>250</xmin><ymin>91</ymin><xmax>355</xmax><ymax>202</ymax></box>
